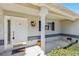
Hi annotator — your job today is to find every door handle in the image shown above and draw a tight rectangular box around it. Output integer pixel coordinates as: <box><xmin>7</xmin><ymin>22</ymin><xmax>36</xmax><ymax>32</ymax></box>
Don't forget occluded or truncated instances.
<box><xmin>12</xmin><ymin>37</ymin><xmax>15</xmax><ymax>39</ymax></box>
<box><xmin>12</xmin><ymin>31</ymin><xmax>15</xmax><ymax>40</ymax></box>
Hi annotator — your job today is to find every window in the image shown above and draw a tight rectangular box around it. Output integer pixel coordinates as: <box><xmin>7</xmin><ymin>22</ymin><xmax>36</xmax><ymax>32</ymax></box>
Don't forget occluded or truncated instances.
<box><xmin>51</xmin><ymin>22</ymin><xmax>55</xmax><ymax>31</ymax></box>
<box><xmin>48</xmin><ymin>22</ymin><xmax>55</xmax><ymax>31</ymax></box>
<box><xmin>39</xmin><ymin>21</ymin><xmax>41</xmax><ymax>31</ymax></box>
<box><xmin>39</xmin><ymin>21</ymin><xmax>55</xmax><ymax>31</ymax></box>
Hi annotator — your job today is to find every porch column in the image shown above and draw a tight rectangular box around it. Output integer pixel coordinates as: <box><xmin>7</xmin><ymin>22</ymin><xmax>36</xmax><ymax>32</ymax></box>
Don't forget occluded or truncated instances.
<box><xmin>39</xmin><ymin>7</ymin><xmax>48</xmax><ymax>52</ymax></box>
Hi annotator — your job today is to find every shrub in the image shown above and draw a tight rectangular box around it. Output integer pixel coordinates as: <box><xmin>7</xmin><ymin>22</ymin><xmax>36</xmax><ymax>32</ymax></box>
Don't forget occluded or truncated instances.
<box><xmin>47</xmin><ymin>44</ymin><xmax>79</xmax><ymax>56</ymax></box>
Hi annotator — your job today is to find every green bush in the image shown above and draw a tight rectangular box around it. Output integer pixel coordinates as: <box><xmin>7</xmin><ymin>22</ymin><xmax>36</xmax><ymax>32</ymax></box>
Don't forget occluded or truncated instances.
<box><xmin>47</xmin><ymin>44</ymin><xmax>79</xmax><ymax>56</ymax></box>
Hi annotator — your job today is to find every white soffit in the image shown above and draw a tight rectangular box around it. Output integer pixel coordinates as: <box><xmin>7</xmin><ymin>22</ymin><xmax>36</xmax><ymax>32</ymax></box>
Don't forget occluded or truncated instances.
<box><xmin>45</xmin><ymin>4</ymin><xmax>76</xmax><ymax>19</ymax></box>
<box><xmin>0</xmin><ymin>3</ymin><xmax>77</xmax><ymax>21</ymax></box>
<box><xmin>0</xmin><ymin>3</ymin><xmax>40</xmax><ymax>17</ymax></box>
<box><xmin>47</xmin><ymin>13</ymin><xmax>72</xmax><ymax>20</ymax></box>
<box><xmin>31</xmin><ymin>3</ymin><xmax>77</xmax><ymax>20</ymax></box>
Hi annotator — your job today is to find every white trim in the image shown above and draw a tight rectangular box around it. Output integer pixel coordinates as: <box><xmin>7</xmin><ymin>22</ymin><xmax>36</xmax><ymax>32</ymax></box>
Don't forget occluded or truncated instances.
<box><xmin>4</xmin><ymin>16</ymin><xmax>12</xmax><ymax>50</ymax></box>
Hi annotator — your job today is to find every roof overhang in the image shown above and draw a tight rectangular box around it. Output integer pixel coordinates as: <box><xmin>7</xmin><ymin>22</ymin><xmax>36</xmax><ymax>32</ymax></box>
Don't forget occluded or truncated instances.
<box><xmin>31</xmin><ymin>3</ymin><xmax>79</xmax><ymax>21</ymax></box>
<box><xmin>0</xmin><ymin>3</ymin><xmax>78</xmax><ymax>21</ymax></box>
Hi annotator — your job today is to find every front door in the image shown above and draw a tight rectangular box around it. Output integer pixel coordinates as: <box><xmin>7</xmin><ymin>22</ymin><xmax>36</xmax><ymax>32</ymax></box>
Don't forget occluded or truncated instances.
<box><xmin>4</xmin><ymin>16</ymin><xmax>28</xmax><ymax>49</ymax></box>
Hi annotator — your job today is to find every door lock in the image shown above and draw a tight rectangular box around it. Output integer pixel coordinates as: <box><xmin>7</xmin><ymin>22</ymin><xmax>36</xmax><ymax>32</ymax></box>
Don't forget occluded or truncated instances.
<box><xmin>13</xmin><ymin>31</ymin><xmax>15</xmax><ymax>40</ymax></box>
<box><xmin>12</xmin><ymin>37</ymin><xmax>15</xmax><ymax>39</ymax></box>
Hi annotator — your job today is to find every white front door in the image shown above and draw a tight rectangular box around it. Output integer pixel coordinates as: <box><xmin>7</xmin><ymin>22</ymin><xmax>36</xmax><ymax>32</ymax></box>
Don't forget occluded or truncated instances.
<box><xmin>11</xmin><ymin>16</ymin><xmax>28</xmax><ymax>45</ymax></box>
<box><xmin>4</xmin><ymin>16</ymin><xmax>28</xmax><ymax>49</ymax></box>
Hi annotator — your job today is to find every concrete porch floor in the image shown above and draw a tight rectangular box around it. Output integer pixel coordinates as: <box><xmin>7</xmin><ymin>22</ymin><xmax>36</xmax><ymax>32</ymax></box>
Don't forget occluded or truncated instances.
<box><xmin>45</xmin><ymin>39</ymin><xmax>75</xmax><ymax>53</ymax></box>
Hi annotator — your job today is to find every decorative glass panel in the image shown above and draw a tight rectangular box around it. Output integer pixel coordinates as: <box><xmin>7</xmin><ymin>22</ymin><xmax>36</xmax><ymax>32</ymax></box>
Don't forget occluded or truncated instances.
<box><xmin>7</xmin><ymin>20</ymin><xmax>11</xmax><ymax>44</ymax></box>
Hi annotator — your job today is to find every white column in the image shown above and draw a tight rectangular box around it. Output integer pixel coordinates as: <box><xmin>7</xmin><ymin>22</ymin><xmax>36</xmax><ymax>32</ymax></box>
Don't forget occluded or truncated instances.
<box><xmin>39</xmin><ymin>7</ymin><xmax>48</xmax><ymax>52</ymax></box>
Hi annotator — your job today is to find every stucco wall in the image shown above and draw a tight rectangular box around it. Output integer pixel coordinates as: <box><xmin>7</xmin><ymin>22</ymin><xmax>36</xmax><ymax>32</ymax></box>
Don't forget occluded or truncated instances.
<box><xmin>27</xmin><ymin>18</ymin><xmax>61</xmax><ymax>46</ymax></box>
<box><xmin>61</xmin><ymin>20</ymin><xmax>79</xmax><ymax>34</ymax></box>
<box><xmin>0</xmin><ymin>16</ymin><xmax>4</xmax><ymax>40</ymax></box>
<box><xmin>61</xmin><ymin>20</ymin><xmax>79</xmax><ymax>42</ymax></box>
<box><xmin>28</xmin><ymin>18</ymin><xmax>61</xmax><ymax>36</ymax></box>
<box><xmin>0</xmin><ymin>8</ymin><xmax>4</xmax><ymax>53</ymax></box>
<box><xmin>0</xmin><ymin>8</ymin><xmax>4</xmax><ymax>40</ymax></box>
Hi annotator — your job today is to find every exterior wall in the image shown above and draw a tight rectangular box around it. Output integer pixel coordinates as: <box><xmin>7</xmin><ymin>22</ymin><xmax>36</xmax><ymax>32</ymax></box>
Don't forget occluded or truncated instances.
<box><xmin>0</xmin><ymin>8</ymin><xmax>4</xmax><ymax>41</ymax></box>
<box><xmin>0</xmin><ymin>16</ymin><xmax>4</xmax><ymax>41</ymax></box>
<box><xmin>45</xmin><ymin>19</ymin><xmax>61</xmax><ymax>52</ymax></box>
<box><xmin>28</xmin><ymin>18</ymin><xmax>61</xmax><ymax>36</ymax></box>
<box><xmin>28</xmin><ymin>19</ymin><xmax>61</xmax><ymax>50</ymax></box>
<box><xmin>61</xmin><ymin>20</ymin><xmax>79</xmax><ymax>42</ymax></box>
<box><xmin>28</xmin><ymin>18</ymin><xmax>61</xmax><ymax>52</ymax></box>
<box><xmin>45</xmin><ymin>19</ymin><xmax>61</xmax><ymax>40</ymax></box>
<box><xmin>28</xmin><ymin>17</ymin><xmax>39</xmax><ymax>36</ymax></box>
<box><xmin>0</xmin><ymin>8</ymin><xmax>4</xmax><ymax>53</ymax></box>
<box><xmin>61</xmin><ymin>20</ymin><xmax>79</xmax><ymax>34</ymax></box>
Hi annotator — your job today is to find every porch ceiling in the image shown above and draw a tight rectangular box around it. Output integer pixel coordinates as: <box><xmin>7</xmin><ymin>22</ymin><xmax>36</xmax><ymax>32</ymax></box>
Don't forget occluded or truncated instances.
<box><xmin>31</xmin><ymin>3</ymin><xmax>79</xmax><ymax>20</ymax></box>
<box><xmin>0</xmin><ymin>3</ymin><xmax>78</xmax><ymax>21</ymax></box>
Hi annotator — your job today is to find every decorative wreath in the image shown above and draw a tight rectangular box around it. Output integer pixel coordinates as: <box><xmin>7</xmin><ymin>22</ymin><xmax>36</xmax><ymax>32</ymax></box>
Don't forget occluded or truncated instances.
<box><xmin>31</xmin><ymin>21</ymin><xmax>36</xmax><ymax>27</ymax></box>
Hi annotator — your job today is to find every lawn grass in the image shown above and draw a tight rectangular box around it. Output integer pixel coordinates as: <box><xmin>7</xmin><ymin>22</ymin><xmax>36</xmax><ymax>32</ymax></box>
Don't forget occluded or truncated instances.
<box><xmin>47</xmin><ymin>43</ymin><xmax>79</xmax><ymax>56</ymax></box>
